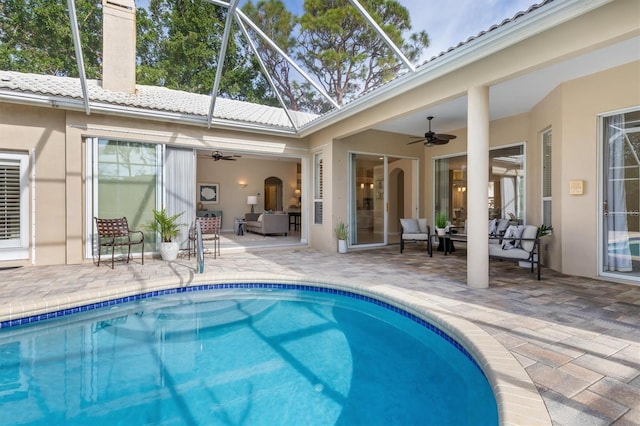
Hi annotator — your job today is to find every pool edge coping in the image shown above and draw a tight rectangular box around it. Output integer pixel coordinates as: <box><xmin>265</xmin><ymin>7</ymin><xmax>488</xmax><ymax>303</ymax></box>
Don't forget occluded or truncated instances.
<box><xmin>0</xmin><ymin>271</ymin><xmax>552</xmax><ymax>426</ymax></box>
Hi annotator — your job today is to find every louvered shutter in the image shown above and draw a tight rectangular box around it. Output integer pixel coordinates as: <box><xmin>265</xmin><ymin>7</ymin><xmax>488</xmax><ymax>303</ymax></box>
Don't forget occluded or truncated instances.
<box><xmin>0</xmin><ymin>160</ymin><xmax>21</xmax><ymax>244</ymax></box>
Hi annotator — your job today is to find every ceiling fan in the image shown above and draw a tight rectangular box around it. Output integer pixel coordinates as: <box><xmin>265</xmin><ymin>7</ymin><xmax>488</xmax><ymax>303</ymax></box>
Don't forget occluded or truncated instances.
<box><xmin>209</xmin><ymin>150</ymin><xmax>241</xmax><ymax>161</ymax></box>
<box><xmin>407</xmin><ymin>116</ymin><xmax>457</xmax><ymax>147</ymax></box>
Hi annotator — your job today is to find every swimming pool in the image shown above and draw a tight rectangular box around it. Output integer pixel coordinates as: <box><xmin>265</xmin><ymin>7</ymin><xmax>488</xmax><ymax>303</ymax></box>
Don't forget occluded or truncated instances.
<box><xmin>0</xmin><ymin>284</ymin><xmax>497</xmax><ymax>425</ymax></box>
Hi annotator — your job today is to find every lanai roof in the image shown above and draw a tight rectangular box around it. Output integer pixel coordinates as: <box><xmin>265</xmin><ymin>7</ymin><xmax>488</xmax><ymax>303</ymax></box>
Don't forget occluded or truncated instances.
<box><xmin>2</xmin><ymin>0</ymin><xmax>629</xmax><ymax>138</ymax></box>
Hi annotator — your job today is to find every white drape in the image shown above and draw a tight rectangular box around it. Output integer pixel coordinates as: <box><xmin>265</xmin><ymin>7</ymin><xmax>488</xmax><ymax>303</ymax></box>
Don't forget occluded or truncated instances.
<box><xmin>165</xmin><ymin>147</ymin><xmax>196</xmax><ymax>249</ymax></box>
<box><xmin>500</xmin><ymin>176</ymin><xmax>516</xmax><ymax>219</ymax></box>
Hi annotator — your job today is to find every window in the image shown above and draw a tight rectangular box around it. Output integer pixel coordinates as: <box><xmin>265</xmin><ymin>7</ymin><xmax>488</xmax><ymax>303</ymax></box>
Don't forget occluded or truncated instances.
<box><xmin>313</xmin><ymin>152</ymin><xmax>323</xmax><ymax>224</ymax></box>
<box><xmin>542</xmin><ymin>129</ymin><xmax>552</xmax><ymax>227</ymax></box>
<box><xmin>0</xmin><ymin>152</ymin><xmax>29</xmax><ymax>260</ymax></box>
<box><xmin>434</xmin><ymin>144</ymin><xmax>525</xmax><ymax>225</ymax></box>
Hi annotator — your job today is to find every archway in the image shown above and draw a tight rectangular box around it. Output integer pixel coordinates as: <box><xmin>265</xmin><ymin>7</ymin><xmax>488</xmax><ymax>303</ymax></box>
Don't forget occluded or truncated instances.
<box><xmin>264</xmin><ymin>176</ymin><xmax>283</xmax><ymax>211</ymax></box>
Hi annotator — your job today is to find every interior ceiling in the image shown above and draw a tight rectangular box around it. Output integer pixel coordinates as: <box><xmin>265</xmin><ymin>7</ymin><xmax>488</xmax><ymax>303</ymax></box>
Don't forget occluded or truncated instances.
<box><xmin>197</xmin><ymin>151</ymin><xmax>300</xmax><ymax>162</ymax></box>
<box><xmin>374</xmin><ymin>36</ymin><xmax>639</xmax><ymax>138</ymax></box>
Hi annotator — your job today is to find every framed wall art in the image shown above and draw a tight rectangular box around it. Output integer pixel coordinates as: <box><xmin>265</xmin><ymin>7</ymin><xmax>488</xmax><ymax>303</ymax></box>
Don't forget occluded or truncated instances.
<box><xmin>198</xmin><ymin>183</ymin><xmax>219</xmax><ymax>204</ymax></box>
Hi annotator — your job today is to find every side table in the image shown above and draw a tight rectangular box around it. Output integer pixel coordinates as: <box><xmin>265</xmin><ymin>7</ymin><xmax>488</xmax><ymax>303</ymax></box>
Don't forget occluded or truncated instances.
<box><xmin>234</xmin><ymin>218</ymin><xmax>245</xmax><ymax>236</ymax></box>
<box><xmin>435</xmin><ymin>233</ymin><xmax>455</xmax><ymax>255</ymax></box>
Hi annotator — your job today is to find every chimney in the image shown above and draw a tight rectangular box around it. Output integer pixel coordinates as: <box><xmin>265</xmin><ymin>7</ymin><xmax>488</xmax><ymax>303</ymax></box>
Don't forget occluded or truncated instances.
<box><xmin>102</xmin><ymin>0</ymin><xmax>136</xmax><ymax>93</ymax></box>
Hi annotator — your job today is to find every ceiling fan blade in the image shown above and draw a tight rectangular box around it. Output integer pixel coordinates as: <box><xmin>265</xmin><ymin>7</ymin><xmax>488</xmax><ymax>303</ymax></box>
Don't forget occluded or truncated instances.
<box><xmin>407</xmin><ymin>139</ymin><xmax>426</xmax><ymax>145</ymax></box>
<box><xmin>435</xmin><ymin>133</ymin><xmax>456</xmax><ymax>141</ymax></box>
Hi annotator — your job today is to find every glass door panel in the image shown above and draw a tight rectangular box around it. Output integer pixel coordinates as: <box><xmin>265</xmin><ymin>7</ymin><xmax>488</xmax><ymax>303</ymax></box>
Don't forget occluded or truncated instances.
<box><xmin>350</xmin><ymin>154</ymin><xmax>385</xmax><ymax>245</ymax></box>
<box><xmin>95</xmin><ymin>140</ymin><xmax>160</xmax><ymax>253</ymax></box>
<box><xmin>601</xmin><ymin>110</ymin><xmax>640</xmax><ymax>279</ymax></box>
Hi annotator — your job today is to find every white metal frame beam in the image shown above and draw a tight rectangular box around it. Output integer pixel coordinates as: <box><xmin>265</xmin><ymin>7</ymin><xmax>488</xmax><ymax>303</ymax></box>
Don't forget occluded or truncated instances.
<box><xmin>347</xmin><ymin>0</ymin><xmax>415</xmax><ymax>72</ymax></box>
<box><xmin>207</xmin><ymin>0</ymin><xmax>240</xmax><ymax>127</ymax></box>
<box><xmin>66</xmin><ymin>0</ymin><xmax>91</xmax><ymax>115</ymax></box>
<box><xmin>235</xmin><ymin>17</ymin><xmax>298</xmax><ymax>130</ymax></box>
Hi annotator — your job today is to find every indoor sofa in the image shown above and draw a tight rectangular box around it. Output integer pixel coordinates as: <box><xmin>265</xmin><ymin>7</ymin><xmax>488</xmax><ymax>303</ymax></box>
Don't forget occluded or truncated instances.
<box><xmin>244</xmin><ymin>213</ymin><xmax>289</xmax><ymax>236</ymax></box>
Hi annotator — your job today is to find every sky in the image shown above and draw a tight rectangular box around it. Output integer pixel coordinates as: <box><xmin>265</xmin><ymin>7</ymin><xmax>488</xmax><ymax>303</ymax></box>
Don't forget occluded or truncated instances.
<box><xmin>136</xmin><ymin>0</ymin><xmax>539</xmax><ymax>61</ymax></box>
<box><xmin>279</xmin><ymin>0</ymin><xmax>538</xmax><ymax>60</ymax></box>
<box><xmin>398</xmin><ymin>0</ymin><xmax>538</xmax><ymax>59</ymax></box>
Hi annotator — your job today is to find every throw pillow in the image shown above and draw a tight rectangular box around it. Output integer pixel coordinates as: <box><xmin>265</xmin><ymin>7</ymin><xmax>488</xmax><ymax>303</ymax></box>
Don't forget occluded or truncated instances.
<box><xmin>501</xmin><ymin>225</ymin><xmax>525</xmax><ymax>249</ymax></box>
<box><xmin>417</xmin><ymin>218</ymin><xmax>429</xmax><ymax>234</ymax></box>
<box><xmin>400</xmin><ymin>218</ymin><xmax>420</xmax><ymax>234</ymax></box>
<box><xmin>488</xmin><ymin>218</ymin><xmax>497</xmax><ymax>235</ymax></box>
<box><xmin>257</xmin><ymin>214</ymin><xmax>263</xmax><ymax>222</ymax></box>
<box><xmin>496</xmin><ymin>218</ymin><xmax>510</xmax><ymax>236</ymax></box>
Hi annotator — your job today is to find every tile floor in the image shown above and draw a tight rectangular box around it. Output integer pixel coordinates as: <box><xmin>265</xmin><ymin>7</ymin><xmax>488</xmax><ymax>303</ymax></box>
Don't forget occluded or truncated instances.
<box><xmin>0</xmin><ymin>242</ymin><xmax>638</xmax><ymax>425</ymax></box>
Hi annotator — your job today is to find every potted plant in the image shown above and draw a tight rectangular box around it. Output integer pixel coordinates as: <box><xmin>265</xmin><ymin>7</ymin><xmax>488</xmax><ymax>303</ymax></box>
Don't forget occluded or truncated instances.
<box><xmin>335</xmin><ymin>221</ymin><xmax>349</xmax><ymax>254</ymax></box>
<box><xmin>538</xmin><ymin>224</ymin><xmax>554</xmax><ymax>237</ymax></box>
<box><xmin>147</xmin><ymin>208</ymin><xmax>185</xmax><ymax>261</ymax></box>
<box><xmin>435</xmin><ymin>211</ymin><xmax>448</xmax><ymax>236</ymax></box>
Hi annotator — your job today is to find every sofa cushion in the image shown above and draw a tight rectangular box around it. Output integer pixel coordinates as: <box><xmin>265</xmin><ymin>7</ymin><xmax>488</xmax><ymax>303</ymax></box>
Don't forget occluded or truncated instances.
<box><xmin>489</xmin><ymin>243</ymin><xmax>531</xmax><ymax>260</ymax></box>
<box><xmin>520</xmin><ymin>225</ymin><xmax>538</xmax><ymax>252</ymax></box>
<box><xmin>402</xmin><ymin>233</ymin><xmax>429</xmax><ymax>241</ymax></box>
<box><xmin>417</xmin><ymin>218</ymin><xmax>429</xmax><ymax>234</ymax></box>
<box><xmin>400</xmin><ymin>218</ymin><xmax>420</xmax><ymax>234</ymax></box>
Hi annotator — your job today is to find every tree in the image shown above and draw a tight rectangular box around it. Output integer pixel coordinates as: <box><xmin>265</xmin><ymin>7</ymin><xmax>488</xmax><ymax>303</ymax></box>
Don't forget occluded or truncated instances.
<box><xmin>0</xmin><ymin>0</ymin><xmax>102</xmax><ymax>77</ymax></box>
<box><xmin>297</xmin><ymin>0</ymin><xmax>428</xmax><ymax>106</ymax></box>
<box><xmin>241</xmin><ymin>0</ymin><xmax>301</xmax><ymax>110</ymax></box>
<box><xmin>136</xmin><ymin>0</ymin><xmax>274</xmax><ymax>103</ymax></box>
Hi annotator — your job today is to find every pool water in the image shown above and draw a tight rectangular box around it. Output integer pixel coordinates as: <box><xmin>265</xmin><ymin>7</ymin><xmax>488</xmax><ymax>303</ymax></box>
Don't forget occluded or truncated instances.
<box><xmin>0</xmin><ymin>288</ymin><xmax>498</xmax><ymax>425</ymax></box>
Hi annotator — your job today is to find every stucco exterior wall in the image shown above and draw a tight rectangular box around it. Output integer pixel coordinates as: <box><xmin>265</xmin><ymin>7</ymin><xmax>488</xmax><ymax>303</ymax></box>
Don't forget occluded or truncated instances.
<box><xmin>1</xmin><ymin>103</ymin><xmax>67</xmax><ymax>266</ymax></box>
<box><xmin>0</xmin><ymin>106</ymin><xmax>309</xmax><ymax>265</ymax></box>
<box><xmin>307</xmin><ymin>129</ymin><xmax>334</xmax><ymax>252</ymax></box>
<box><xmin>0</xmin><ymin>0</ymin><xmax>637</xmax><ymax>272</ymax></box>
<box><xmin>529</xmin><ymin>85</ymin><xmax>563</xmax><ymax>271</ymax></box>
<box><xmin>559</xmin><ymin>61</ymin><xmax>640</xmax><ymax>278</ymax></box>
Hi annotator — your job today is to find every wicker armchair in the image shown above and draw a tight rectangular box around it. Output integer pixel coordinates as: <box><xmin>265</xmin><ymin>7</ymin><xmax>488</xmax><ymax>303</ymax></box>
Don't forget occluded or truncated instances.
<box><xmin>93</xmin><ymin>217</ymin><xmax>145</xmax><ymax>268</ymax></box>
<box><xmin>188</xmin><ymin>216</ymin><xmax>221</xmax><ymax>259</ymax></box>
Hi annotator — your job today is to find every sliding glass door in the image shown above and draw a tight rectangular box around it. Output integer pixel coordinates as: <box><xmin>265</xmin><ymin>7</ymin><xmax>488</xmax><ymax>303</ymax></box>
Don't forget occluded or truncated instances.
<box><xmin>349</xmin><ymin>153</ymin><xmax>417</xmax><ymax>247</ymax></box>
<box><xmin>351</xmin><ymin>153</ymin><xmax>385</xmax><ymax>245</ymax></box>
<box><xmin>601</xmin><ymin>109</ymin><xmax>640</xmax><ymax>280</ymax></box>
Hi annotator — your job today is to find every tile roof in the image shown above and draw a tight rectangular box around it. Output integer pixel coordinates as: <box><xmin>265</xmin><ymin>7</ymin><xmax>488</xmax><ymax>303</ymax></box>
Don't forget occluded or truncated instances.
<box><xmin>0</xmin><ymin>70</ymin><xmax>318</xmax><ymax>130</ymax></box>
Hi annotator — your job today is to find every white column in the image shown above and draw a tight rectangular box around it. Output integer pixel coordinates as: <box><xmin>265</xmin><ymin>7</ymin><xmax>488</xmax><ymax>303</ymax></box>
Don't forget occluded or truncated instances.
<box><xmin>467</xmin><ymin>86</ymin><xmax>490</xmax><ymax>288</ymax></box>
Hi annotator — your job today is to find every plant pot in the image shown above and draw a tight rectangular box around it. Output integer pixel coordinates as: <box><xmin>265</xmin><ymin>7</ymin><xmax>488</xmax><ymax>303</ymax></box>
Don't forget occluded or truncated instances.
<box><xmin>436</xmin><ymin>227</ymin><xmax>447</xmax><ymax>236</ymax></box>
<box><xmin>338</xmin><ymin>239</ymin><xmax>348</xmax><ymax>254</ymax></box>
<box><xmin>160</xmin><ymin>241</ymin><xmax>179</xmax><ymax>261</ymax></box>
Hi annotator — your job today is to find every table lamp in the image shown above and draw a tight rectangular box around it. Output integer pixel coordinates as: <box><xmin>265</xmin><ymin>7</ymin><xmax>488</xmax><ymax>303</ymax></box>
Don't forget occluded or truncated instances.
<box><xmin>247</xmin><ymin>195</ymin><xmax>258</xmax><ymax>214</ymax></box>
